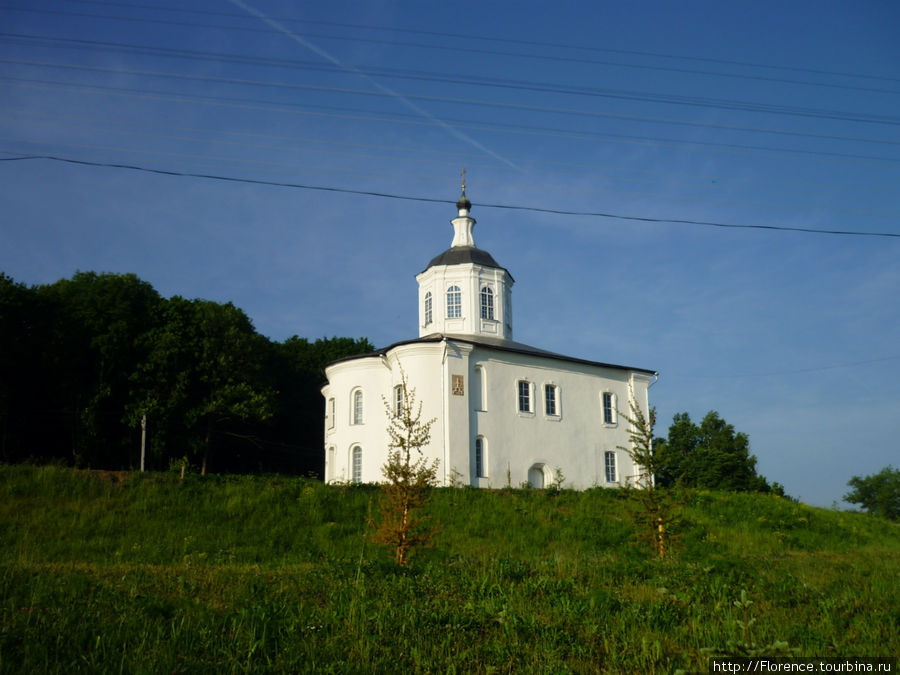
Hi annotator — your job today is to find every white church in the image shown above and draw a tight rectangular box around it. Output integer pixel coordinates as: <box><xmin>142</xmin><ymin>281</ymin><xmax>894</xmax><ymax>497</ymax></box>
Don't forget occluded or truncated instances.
<box><xmin>322</xmin><ymin>181</ymin><xmax>657</xmax><ymax>489</ymax></box>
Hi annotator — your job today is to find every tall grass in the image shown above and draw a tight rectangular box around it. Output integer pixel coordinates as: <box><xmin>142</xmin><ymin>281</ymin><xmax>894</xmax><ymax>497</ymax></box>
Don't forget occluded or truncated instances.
<box><xmin>1</xmin><ymin>465</ymin><xmax>898</xmax><ymax>672</ymax></box>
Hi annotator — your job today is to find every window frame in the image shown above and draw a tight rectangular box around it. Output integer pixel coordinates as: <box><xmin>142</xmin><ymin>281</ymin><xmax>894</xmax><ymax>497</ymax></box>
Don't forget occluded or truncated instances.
<box><xmin>424</xmin><ymin>291</ymin><xmax>432</xmax><ymax>326</ymax></box>
<box><xmin>517</xmin><ymin>379</ymin><xmax>532</xmax><ymax>414</ymax></box>
<box><xmin>602</xmin><ymin>391</ymin><xmax>616</xmax><ymax>425</ymax></box>
<box><xmin>475</xmin><ymin>436</ymin><xmax>486</xmax><ymax>478</ymax></box>
<box><xmin>544</xmin><ymin>383</ymin><xmax>559</xmax><ymax>417</ymax></box>
<box><xmin>446</xmin><ymin>285</ymin><xmax>462</xmax><ymax>318</ymax></box>
<box><xmin>393</xmin><ymin>384</ymin><xmax>404</xmax><ymax>417</ymax></box>
<box><xmin>351</xmin><ymin>388</ymin><xmax>364</xmax><ymax>425</ymax></box>
<box><xmin>604</xmin><ymin>450</ymin><xmax>617</xmax><ymax>483</ymax></box>
<box><xmin>351</xmin><ymin>445</ymin><xmax>362</xmax><ymax>483</ymax></box>
<box><xmin>480</xmin><ymin>286</ymin><xmax>494</xmax><ymax>320</ymax></box>
<box><xmin>327</xmin><ymin>397</ymin><xmax>335</xmax><ymax>430</ymax></box>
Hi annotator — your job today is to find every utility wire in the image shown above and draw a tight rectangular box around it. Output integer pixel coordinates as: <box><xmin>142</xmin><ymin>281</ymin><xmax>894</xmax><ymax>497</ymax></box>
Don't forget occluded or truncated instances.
<box><xmin>5</xmin><ymin>132</ymin><xmax>896</xmax><ymax>220</ymax></box>
<box><xmin>29</xmin><ymin>0</ymin><xmax>900</xmax><ymax>88</ymax></box>
<box><xmin>5</xmin><ymin>76</ymin><xmax>900</xmax><ymax>166</ymax></box>
<box><xmin>2</xmin><ymin>35</ymin><xmax>898</xmax><ymax>146</ymax></box>
<box><xmin>2</xmin><ymin>153</ymin><xmax>898</xmax><ymax>239</ymax></box>
<box><xmin>4</xmin><ymin>106</ymin><xmax>893</xmax><ymax>196</ymax></box>
<box><xmin>3</xmin><ymin>50</ymin><xmax>899</xmax><ymax>128</ymax></box>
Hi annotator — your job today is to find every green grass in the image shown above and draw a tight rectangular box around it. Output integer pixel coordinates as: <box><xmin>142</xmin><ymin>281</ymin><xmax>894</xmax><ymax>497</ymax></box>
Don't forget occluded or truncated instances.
<box><xmin>1</xmin><ymin>464</ymin><xmax>898</xmax><ymax>673</ymax></box>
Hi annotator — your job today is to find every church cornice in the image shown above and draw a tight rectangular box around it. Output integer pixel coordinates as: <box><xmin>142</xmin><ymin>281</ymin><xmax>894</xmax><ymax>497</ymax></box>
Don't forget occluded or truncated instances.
<box><xmin>325</xmin><ymin>333</ymin><xmax>656</xmax><ymax>376</ymax></box>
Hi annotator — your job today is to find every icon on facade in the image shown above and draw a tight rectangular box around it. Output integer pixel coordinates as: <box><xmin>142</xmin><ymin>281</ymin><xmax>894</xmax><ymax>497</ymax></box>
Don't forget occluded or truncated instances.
<box><xmin>452</xmin><ymin>375</ymin><xmax>464</xmax><ymax>396</ymax></box>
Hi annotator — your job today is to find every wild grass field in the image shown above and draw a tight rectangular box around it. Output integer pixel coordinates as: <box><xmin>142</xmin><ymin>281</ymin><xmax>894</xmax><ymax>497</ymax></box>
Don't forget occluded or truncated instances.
<box><xmin>1</xmin><ymin>464</ymin><xmax>898</xmax><ymax>673</ymax></box>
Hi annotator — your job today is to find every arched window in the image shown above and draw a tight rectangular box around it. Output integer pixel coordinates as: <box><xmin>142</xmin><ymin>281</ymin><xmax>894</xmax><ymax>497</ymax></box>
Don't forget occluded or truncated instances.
<box><xmin>602</xmin><ymin>392</ymin><xmax>616</xmax><ymax>425</ymax></box>
<box><xmin>424</xmin><ymin>291</ymin><xmax>432</xmax><ymax>326</ymax></box>
<box><xmin>352</xmin><ymin>389</ymin><xmax>363</xmax><ymax>425</ymax></box>
<box><xmin>480</xmin><ymin>286</ymin><xmax>494</xmax><ymax>320</ymax></box>
<box><xmin>394</xmin><ymin>384</ymin><xmax>404</xmax><ymax>417</ymax></box>
<box><xmin>446</xmin><ymin>285</ymin><xmax>461</xmax><ymax>318</ymax></box>
<box><xmin>475</xmin><ymin>436</ymin><xmax>487</xmax><ymax>478</ymax></box>
<box><xmin>352</xmin><ymin>446</ymin><xmax>362</xmax><ymax>483</ymax></box>
<box><xmin>327</xmin><ymin>397</ymin><xmax>335</xmax><ymax>430</ymax></box>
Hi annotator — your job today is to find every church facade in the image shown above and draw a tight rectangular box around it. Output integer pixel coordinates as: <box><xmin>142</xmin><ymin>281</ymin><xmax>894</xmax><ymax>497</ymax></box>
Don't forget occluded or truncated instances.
<box><xmin>322</xmin><ymin>184</ymin><xmax>657</xmax><ymax>489</ymax></box>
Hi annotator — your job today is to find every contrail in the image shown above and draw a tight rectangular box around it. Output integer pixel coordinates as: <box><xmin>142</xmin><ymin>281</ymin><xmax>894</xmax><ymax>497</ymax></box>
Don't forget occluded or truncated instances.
<box><xmin>227</xmin><ymin>0</ymin><xmax>520</xmax><ymax>170</ymax></box>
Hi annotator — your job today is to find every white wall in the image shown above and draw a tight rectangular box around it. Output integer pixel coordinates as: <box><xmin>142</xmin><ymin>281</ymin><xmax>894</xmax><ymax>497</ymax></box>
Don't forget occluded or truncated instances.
<box><xmin>323</xmin><ymin>337</ymin><xmax>653</xmax><ymax>490</ymax></box>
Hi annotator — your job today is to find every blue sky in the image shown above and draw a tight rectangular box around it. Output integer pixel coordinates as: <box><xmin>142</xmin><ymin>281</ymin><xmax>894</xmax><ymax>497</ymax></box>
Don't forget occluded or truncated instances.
<box><xmin>1</xmin><ymin>0</ymin><xmax>898</xmax><ymax>507</ymax></box>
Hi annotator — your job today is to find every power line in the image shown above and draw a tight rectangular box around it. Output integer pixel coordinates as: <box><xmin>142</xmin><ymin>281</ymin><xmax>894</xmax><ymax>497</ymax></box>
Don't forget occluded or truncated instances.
<box><xmin>5</xmin><ymin>76</ymin><xmax>900</xmax><ymax>166</ymax></box>
<box><xmin>3</xmin><ymin>49</ymin><xmax>899</xmax><ymax>128</ymax></box>
<box><xmin>2</xmin><ymin>33</ymin><xmax>898</xmax><ymax>146</ymax></box>
<box><xmin>2</xmin><ymin>153</ymin><xmax>898</xmax><ymax>239</ymax></box>
<box><xmin>5</xmin><ymin>106</ymin><xmax>894</xmax><ymax>197</ymax></box>
<box><xmin>5</xmin><ymin>130</ymin><xmax>896</xmax><ymax>220</ymax></box>
<box><xmin>43</xmin><ymin>0</ymin><xmax>900</xmax><ymax>88</ymax></box>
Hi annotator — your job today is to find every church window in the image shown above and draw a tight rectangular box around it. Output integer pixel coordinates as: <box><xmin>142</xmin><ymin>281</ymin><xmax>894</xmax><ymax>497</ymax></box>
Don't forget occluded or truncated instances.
<box><xmin>605</xmin><ymin>451</ymin><xmax>617</xmax><ymax>483</ymax></box>
<box><xmin>352</xmin><ymin>446</ymin><xmax>362</xmax><ymax>482</ymax></box>
<box><xmin>394</xmin><ymin>384</ymin><xmax>404</xmax><ymax>417</ymax></box>
<box><xmin>518</xmin><ymin>380</ymin><xmax>532</xmax><ymax>413</ymax></box>
<box><xmin>544</xmin><ymin>384</ymin><xmax>559</xmax><ymax>416</ymax></box>
<box><xmin>352</xmin><ymin>389</ymin><xmax>363</xmax><ymax>425</ymax></box>
<box><xmin>480</xmin><ymin>286</ymin><xmax>494</xmax><ymax>320</ymax></box>
<box><xmin>447</xmin><ymin>286</ymin><xmax>461</xmax><ymax>318</ymax></box>
<box><xmin>424</xmin><ymin>292</ymin><xmax>432</xmax><ymax>325</ymax></box>
<box><xmin>327</xmin><ymin>397</ymin><xmax>335</xmax><ymax>430</ymax></box>
<box><xmin>602</xmin><ymin>392</ymin><xmax>616</xmax><ymax>425</ymax></box>
<box><xmin>475</xmin><ymin>436</ymin><xmax>486</xmax><ymax>478</ymax></box>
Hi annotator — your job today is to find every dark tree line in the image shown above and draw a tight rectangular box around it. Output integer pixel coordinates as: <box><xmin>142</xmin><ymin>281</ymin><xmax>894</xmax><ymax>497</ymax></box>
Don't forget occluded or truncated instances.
<box><xmin>0</xmin><ymin>271</ymin><xmax>372</xmax><ymax>475</ymax></box>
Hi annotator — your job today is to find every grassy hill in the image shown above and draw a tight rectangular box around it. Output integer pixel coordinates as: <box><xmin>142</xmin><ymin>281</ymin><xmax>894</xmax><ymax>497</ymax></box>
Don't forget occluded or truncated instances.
<box><xmin>1</xmin><ymin>465</ymin><xmax>898</xmax><ymax>673</ymax></box>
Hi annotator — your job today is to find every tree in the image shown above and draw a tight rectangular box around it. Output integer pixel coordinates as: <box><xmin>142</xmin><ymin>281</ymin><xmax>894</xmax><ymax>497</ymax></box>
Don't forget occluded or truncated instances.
<box><xmin>654</xmin><ymin>411</ymin><xmax>779</xmax><ymax>493</ymax></box>
<box><xmin>38</xmin><ymin>272</ymin><xmax>161</xmax><ymax>467</ymax></box>
<box><xmin>844</xmin><ymin>466</ymin><xmax>900</xmax><ymax>521</ymax></box>
<box><xmin>617</xmin><ymin>391</ymin><xmax>680</xmax><ymax>558</ymax></box>
<box><xmin>370</xmin><ymin>370</ymin><xmax>438</xmax><ymax>566</ymax></box>
<box><xmin>128</xmin><ymin>297</ymin><xmax>275</xmax><ymax>474</ymax></box>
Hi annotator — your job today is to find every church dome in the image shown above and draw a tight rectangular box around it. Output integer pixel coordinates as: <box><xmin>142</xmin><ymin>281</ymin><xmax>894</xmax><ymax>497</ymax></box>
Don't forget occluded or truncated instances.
<box><xmin>424</xmin><ymin>246</ymin><xmax>505</xmax><ymax>273</ymax></box>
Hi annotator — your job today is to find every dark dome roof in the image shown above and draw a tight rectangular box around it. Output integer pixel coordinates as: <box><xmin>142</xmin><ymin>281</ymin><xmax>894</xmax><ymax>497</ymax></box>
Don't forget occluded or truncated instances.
<box><xmin>424</xmin><ymin>246</ymin><xmax>510</xmax><ymax>277</ymax></box>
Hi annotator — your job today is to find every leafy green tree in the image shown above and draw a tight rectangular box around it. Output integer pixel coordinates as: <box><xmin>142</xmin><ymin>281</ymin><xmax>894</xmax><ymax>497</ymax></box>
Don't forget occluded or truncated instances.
<box><xmin>844</xmin><ymin>466</ymin><xmax>900</xmax><ymax>521</ymax></box>
<box><xmin>129</xmin><ymin>297</ymin><xmax>275</xmax><ymax>474</ymax></box>
<box><xmin>654</xmin><ymin>411</ymin><xmax>779</xmax><ymax>493</ymax></box>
